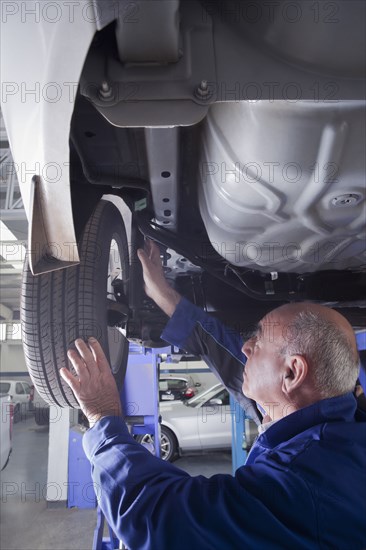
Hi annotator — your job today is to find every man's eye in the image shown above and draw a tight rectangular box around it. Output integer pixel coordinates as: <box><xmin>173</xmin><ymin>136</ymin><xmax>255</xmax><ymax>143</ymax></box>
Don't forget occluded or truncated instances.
<box><xmin>242</xmin><ymin>327</ymin><xmax>258</xmax><ymax>340</ymax></box>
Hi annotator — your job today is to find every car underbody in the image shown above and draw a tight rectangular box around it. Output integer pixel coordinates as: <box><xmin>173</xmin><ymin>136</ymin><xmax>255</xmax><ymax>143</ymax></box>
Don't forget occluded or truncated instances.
<box><xmin>1</xmin><ymin>0</ymin><xmax>365</xmax><ymax>407</ymax></box>
<box><xmin>69</xmin><ymin>8</ymin><xmax>365</xmax><ymax>337</ymax></box>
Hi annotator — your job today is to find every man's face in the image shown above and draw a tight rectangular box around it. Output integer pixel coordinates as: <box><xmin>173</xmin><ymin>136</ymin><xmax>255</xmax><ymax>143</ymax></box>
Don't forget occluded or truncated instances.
<box><xmin>241</xmin><ymin>311</ymin><xmax>288</xmax><ymax>412</ymax></box>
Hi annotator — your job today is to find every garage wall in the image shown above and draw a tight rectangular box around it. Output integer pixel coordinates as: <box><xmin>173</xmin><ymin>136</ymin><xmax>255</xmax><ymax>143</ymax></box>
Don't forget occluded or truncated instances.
<box><xmin>0</xmin><ymin>341</ymin><xmax>30</xmax><ymax>381</ymax></box>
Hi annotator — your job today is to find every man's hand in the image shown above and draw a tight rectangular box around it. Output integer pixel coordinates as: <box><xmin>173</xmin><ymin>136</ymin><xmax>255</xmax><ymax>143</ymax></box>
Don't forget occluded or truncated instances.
<box><xmin>137</xmin><ymin>239</ymin><xmax>181</xmax><ymax>317</ymax></box>
<box><xmin>60</xmin><ymin>337</ymin><xmax>122</xmax><ymax>428</ymax></box>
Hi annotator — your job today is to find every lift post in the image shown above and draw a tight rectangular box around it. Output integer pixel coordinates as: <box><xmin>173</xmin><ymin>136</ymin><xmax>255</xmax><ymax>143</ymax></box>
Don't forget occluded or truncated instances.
<box><xmin>91</xmin><ymin>344</ymin><xmax>168</xmax><ymax>550</ymax></box>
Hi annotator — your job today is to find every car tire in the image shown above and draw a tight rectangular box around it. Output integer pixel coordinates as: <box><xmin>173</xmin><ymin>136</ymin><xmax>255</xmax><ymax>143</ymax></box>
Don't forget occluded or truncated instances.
<box><xmin>1</xmin><ymin>450</ymin><xmax>12</xmax><ymax>471</ymax></box>
<box><xmin>34</xmin><ymin>407</ymin><xmax>50</xmax><ymax>426</ymax></box>
<box><xmin>160</xmin><ymin>426</ymin><xmax>178</xmax><ymax>462</ymax></box>
<box><xmin>13</xmin><ymin>404</ymin><xmax>21</xmax><ymax>423</ymax></box>
<box><xmin>137</xmin><ymin>426</ymin><xmax>178</xmax><ymax>462</ymax></box>
<box><xmin>21</xmin><ymin>200</ymin><xmax>130</xmax><ymax>408</ymax></box>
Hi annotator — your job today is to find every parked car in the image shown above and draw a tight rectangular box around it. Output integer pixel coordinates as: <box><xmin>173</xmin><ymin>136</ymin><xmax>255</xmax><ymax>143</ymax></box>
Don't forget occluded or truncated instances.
<box><xmin>138</xmin><ymin>383</ymin><xmax>259</xmax><ymax>461</ymax></box>
<box><xmin>0</xmin><ymin>393</ymin><xmax>13</xmax><ymax>470</ymax></box>
<box><xmin>137</xmin><ymin>384</ymin><xmax>233</xmax><ymax>461</ymax></box>
<box><xmin>2</xmin><ymin>2</ymin><xmax>365</xmax><ymax>410</ymax></box>
<box><xmin>0</xmin><ymin>380</ymin><xmax>34</xmax><ymax>422</ymax></box>
<box><xmin>159</xmin><ymin>375</ymin><xmax>201</xmax><ymax>401</ymax></box>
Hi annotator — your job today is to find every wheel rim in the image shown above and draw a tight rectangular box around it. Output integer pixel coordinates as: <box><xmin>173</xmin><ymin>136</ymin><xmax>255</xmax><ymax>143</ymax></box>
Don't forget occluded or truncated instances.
<box><xmin>107</xmin><ymin>234</ymin><xmax>128</xmax><ymax>375</ymax></box>
<box><xmin>140</xmin><ymin>432</ymin><xmax>172</xmax><ymax>461</ymax></box>
<box><xmin>160</xmin><ymin>432</ymin><xmax>172</xmax><ymax>460</ymax></box>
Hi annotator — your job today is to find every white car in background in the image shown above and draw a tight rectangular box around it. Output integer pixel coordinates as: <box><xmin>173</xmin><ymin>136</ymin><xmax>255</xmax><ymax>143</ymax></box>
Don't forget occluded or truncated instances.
<box><xmin>0</xmin><ymin>380</ymin><xmax>33</xmax><ymax>422</ymax></box>
<box><xmin>0</xmin><ymin>393</ymin><xmax>13</xmax><ymax>470</ymax></box>
<box><xmin>137</xmin><ymin>384</ymin><xmax>259</xmax><ymax>461</ymax></box>
<box><xmin>137</xmin><ymin>384</ymin><xmax>233</xmax><ymax>461</ymax></box>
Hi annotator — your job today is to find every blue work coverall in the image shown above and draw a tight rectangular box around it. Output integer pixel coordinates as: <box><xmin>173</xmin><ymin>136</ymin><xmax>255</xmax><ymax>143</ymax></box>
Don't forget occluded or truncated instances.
<box><xmin>84</xmin><ymin>298</ymin><xmax>366</xmax><ymax>549</ymax></box>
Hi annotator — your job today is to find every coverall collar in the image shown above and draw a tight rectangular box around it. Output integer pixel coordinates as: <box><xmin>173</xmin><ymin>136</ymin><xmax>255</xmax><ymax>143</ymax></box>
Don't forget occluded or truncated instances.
<box><xmin>258</xmin><ymin>392</ymin><xmax>358</xmax><ymax>450</ymax></box>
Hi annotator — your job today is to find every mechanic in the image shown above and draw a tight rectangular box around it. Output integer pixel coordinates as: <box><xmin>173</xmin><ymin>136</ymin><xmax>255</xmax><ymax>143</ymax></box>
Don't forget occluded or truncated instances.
<box><xmin>60</xmin><ymin>240</ymin><xmax>366</xmax><ymax>550</ymax></box>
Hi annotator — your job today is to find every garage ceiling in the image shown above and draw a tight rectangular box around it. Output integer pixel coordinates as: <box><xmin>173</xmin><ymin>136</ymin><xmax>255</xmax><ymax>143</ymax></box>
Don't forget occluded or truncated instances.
<box><xmin>0</xmin><ymin>109</ymin><xmax>27</xmax><ymax>319</ymax></box>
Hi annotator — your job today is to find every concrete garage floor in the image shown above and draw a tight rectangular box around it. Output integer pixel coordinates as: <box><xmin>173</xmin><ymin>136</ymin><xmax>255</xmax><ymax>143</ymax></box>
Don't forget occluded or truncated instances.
<box><xmin>1</xmin><ymin>415</ymin><xmax>232</xmax><ymax>550</ymax></box>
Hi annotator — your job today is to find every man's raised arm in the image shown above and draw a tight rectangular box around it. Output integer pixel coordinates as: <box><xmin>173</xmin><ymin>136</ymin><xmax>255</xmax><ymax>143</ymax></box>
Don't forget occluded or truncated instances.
<box><xmin>137</xmin><ymin>240</ymin><xmax>260</xmax><ymax>422</ymax></box>
<box><xmin>137</xmin><ymin>239</ymin><xmax>181</xmax><ymax>317</ymax></box>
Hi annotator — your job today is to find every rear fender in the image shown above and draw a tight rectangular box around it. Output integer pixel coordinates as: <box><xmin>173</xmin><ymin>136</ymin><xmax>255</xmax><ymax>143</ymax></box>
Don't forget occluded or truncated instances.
<box><xmin>1</xmin><ymin>1</ymin><xmax>99</xmax><ymax>274</ymax></box>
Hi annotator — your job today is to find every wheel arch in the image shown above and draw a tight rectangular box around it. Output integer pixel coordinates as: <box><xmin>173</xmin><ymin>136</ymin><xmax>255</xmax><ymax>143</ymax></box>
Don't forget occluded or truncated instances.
<box><xmin>160</xmin><ymin>422</ymin><xmax>179</xmax><ymax>448</ymax></box>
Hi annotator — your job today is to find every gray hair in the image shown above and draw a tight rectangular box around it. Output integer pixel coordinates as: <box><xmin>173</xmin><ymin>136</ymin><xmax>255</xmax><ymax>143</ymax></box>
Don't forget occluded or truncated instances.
<box><xmin>280</xmin><ymin>311</ymin><xmax>360</xmax><ymax>398</ymax></box>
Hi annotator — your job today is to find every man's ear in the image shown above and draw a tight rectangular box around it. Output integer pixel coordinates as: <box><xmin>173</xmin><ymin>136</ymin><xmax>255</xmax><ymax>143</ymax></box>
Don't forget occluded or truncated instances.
<box><xmin>282</xmin><ymin>355</ymin><xmax>309</xmax><ymax>395</ymax></box>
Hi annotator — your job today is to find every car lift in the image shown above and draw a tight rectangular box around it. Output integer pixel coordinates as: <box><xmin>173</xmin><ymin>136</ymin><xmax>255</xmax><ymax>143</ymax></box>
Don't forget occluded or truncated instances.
<box><xmin>68</xmin><ymin>343</ymin><xmax>170</xmax><ymax>550</ymax></box>
<box><xmin>67</xmin><ymin>340</ymin><xmax>249</xmax><ymax>549</ymax></box>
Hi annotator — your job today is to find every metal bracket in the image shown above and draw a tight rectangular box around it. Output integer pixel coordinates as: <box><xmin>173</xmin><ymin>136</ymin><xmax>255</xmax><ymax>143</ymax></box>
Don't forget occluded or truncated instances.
<box><xmin>80</xmin><ymin>1</ymin><xmax>216</xmax><ymax>127</ymax></box>
<box><xmin>116</xmin><ymin>0</ymin><xmax>180</xmax><ymax>63</ymax></box>
<box><xmin>145</xmin><ymin>128</ymin><xmax>179</xmax><ymax>229</ymax></box>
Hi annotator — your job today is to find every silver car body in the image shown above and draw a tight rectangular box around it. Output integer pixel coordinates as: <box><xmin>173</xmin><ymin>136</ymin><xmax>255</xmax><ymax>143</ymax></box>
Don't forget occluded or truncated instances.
<box><xmin>0</xmin><ymin>394</ymin><xmax>13</xmax><ymax>470</ymax></box>
<box><xmin>160</xmin><ymin>384</ymin><xmax>234</xmax><ymax>453</ymax></box>
<box><xmin>0</xmin><ymin>380</ymin><xmax>32</xmax><ymax>413</ymax></box>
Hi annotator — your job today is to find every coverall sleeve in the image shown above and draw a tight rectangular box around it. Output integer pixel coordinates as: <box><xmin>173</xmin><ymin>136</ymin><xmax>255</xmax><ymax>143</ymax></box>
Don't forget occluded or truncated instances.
<box><xmin>161</xmin><ymin>297</ymin><xmax>260</xmax><ymax>422</ymax></box>
<box><xmin>83</xmin><ymin>416</ymin><xmax>316</xmax><ymax>550</ymax></box>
